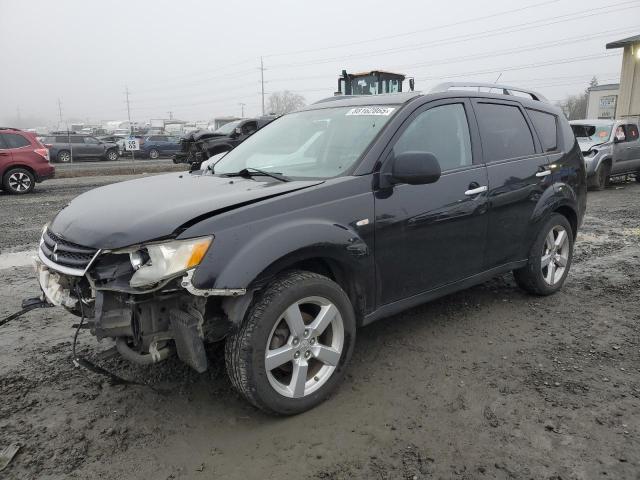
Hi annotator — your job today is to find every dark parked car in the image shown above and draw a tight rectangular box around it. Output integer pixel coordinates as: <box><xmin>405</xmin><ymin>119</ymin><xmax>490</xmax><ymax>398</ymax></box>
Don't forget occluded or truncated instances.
<box><xmin>138</xmin><ymin>134</ymin><xmax>181</xmax><ymax>159</ymax></box>
<box><xmin>173</xmin><ymin>116</ymin><xmax>276</xmax><ymax>168</ymax></box>
<box><xmin>0</xmin><ymin>127</ymin><xmax>55</xmax><ymax>194</ymax></box>
<box><xmin>34</xmin><ymin>83</ymin><xmax>586</xmax><ymax>415</ymax></box>
<box><xmin>41</xmin><ymin>134</ymin><xmax>119</xmax><ymax>163</ymax></box>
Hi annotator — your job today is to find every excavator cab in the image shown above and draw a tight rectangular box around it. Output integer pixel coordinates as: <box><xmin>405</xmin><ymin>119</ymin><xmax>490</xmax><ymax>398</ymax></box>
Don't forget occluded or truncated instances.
<box><xmin>336</xmin><ymin>70</ymin><xmax>414</xmax><ymax>96</ymax></box>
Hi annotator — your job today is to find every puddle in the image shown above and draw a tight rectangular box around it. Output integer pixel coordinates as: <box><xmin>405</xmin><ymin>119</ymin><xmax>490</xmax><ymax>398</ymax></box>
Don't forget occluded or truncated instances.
<box><xmin>0</xmin><ymin>250</ymin><xmax>37</xmax><ymax>269</ymax></box>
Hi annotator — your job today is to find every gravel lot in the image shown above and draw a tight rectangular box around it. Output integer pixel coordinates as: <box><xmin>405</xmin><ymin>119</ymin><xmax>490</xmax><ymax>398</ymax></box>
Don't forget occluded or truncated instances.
<box><xmin>1</xmin><ymin>175</ymin><xmax>639</xmax><ymax>479</ymax></box>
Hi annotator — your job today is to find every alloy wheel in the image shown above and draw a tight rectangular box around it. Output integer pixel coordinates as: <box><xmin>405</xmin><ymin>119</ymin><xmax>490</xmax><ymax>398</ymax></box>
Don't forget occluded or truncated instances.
<box><xmin>265</xmin><ymin>296</ymin><xmax>344</xmax><ymax>398</ymax></box>
<box><xmin>149</xmin><ymin>149</ymin><xmax>159</xmax><ymax>159</ymax></box>
<box><xmin>108</xmin><ymin>150</ymin><xmax>118</xmax><ymax>161</ymax></box>
<box><xmin>8</xmin><ymin>171</ymin><xmax>32</xmax><ymax>193</ymax></box>
<box><xmin>541</xmin><ymin>225</ymin><xmax>569</xmax><ymax>286</ymax></box>
<box><xmin>58</xmin><ymin>151</ymin><xmax>71</xmax><ymax>163</ymax></box>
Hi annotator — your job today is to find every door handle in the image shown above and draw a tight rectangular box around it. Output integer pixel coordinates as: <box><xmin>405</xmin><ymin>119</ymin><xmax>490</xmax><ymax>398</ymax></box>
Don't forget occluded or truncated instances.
<box><xmin>536</xmin><ymin>170</ymin><xmax>552</xmax><ymax>177</ymax></box>
<box><xmin>464</xmin><ymin>185</ymin><xmax>488</xmax><ymax>196</ymax></box>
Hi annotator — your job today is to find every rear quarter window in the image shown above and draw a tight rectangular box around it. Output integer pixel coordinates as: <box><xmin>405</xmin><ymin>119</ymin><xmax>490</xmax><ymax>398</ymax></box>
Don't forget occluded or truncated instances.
<box><xmin>475</xmin><ymin>103</ymin><xmax>536</xmax><ymax>161</ymax></box>
<box><xmin>527</xmin><ymin>109</ymin><xmax>558</xmax><ymax>152</ymax></box>
<box><xmin>1</xmin><ymin>132</ymin><xmax>31</xmax><ymax>148</ymax></box>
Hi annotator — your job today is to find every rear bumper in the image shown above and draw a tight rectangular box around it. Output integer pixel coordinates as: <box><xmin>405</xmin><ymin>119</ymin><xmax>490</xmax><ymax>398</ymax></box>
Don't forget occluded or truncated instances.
<box><xmin>35</xmin><ymin>165</ymin><xmax>55</xmax><ymax>182</ymax></box>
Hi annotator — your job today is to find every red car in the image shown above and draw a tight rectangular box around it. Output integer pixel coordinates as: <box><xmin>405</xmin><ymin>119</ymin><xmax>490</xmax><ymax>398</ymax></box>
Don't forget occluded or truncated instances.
<box><xmin>0</xmin><ymin>127</ymin><xmax>55</xmax><ymax>194</ymax></box>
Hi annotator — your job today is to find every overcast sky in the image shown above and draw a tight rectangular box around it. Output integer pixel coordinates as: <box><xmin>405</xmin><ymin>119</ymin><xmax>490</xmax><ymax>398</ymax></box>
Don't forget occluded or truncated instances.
<box><xmin>1</xmin><ymin>0</ymin><xmax>638</xmax><ymax>127</ymax></box>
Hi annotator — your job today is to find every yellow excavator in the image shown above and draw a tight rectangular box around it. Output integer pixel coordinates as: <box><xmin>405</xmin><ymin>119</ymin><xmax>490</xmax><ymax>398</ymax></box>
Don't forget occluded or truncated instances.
<box><xmin>335</xmin><ymin>69</ymin><xmax>415</xmax><ymax>96</ymax></box>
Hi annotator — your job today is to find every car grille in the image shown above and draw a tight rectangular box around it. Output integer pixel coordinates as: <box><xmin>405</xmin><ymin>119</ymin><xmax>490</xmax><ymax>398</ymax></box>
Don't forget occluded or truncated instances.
<box><xmin>40</xmin><ymin>229</ymin><xmax>99</xmax><ymax>272</ymax></box>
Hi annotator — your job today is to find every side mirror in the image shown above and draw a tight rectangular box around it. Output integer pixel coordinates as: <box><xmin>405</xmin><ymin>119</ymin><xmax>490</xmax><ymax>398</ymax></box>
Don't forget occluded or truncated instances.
<box><xmin>391</xmin><ymin>151</ymin><xmax>441</xmax><ymax>185</ymax></box>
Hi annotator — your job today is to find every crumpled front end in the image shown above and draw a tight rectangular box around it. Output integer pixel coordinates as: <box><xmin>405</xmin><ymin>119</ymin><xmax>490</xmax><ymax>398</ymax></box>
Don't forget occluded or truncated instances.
<box><xmin>35</xmin><ymin>227</ymin><xmax>242</xmax><ymax>373</ymax></box>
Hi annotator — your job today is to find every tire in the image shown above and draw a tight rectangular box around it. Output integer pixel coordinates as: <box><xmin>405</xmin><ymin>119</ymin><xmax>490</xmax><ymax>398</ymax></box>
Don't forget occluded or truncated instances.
<box><xmin>513</xmin><ymin>213</ymin><xmax>573</xmax><ymax>296</ymax></box>
<box><xmin>591</xmin><ymin>162</ymin><xmax>610</xmax><ymax>190</ymax></box>
<box><xmin>225</xmin><ymin>270</ymin><xmax>356</xmax><ymax>415</ymax></box>
<box><xmin>105</xmin><ymin>149</ymin><xmax>119</xmax><ymax>161</ymax></box>
<box><xmin>3</xmin><ymin>167</ymin><xmax>35</xmax><ymax>194</ymax></box>
<box><xmin>148</xmin><ymin>149</ymin><xmax>160</xmax><ymax>159</ymax></box>
<box><xmin>57</xmin><ymin>150</ymin><xmax>71</xmax><ymax>163</ymax></box>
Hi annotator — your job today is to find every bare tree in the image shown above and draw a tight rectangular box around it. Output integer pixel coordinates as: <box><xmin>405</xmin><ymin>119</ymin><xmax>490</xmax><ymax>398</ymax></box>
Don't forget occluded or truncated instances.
<box><xmin>266</xmin><ymin>91</ymin><xmax>306</xmax><ymax>115</ymax></box>
<box><xmin>556</xmin><ymin>76</ymin><xmax>598</xmax><ymax>120</ymax></box>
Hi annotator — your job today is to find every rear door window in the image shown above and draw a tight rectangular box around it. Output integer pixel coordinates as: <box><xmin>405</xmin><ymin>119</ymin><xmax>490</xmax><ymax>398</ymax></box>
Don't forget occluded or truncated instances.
<box><xmin>71</xmin><ymin>136</ymin><xmax>84</xmax><ymax>144</ymax></box>
<box><xmin>475</xmin><ymin>103</ymin><xmax>535</xmax><ymax>161</ymax></box>
<box><xmin>1</xmin><ymin>133</ymin><xmax>31</xmax><ymax>148</ymax></box>
<box><xmin>526</xmin><ymin>109</ymin><xmax>558</xmax><ymax>152</ymax></box>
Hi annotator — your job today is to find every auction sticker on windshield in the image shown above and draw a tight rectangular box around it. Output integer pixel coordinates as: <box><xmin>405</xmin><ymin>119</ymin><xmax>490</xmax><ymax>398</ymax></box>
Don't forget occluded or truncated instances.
<box><xmin>346</xmin><ymin>106</ymin><xmax>395</xmax><ymax>116</ymax></box>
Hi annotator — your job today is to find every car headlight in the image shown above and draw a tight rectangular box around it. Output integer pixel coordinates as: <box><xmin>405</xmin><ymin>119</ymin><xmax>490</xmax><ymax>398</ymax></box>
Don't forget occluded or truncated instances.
<box><xmin>129</xmin><ymin>236</ymin><xmax>213</xmax><ymax>288</ymax></box>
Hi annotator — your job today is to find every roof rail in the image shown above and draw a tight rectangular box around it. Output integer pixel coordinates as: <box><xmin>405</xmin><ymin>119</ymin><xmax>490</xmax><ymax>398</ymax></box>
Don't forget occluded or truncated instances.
<box><xmin>0</xmin><ymin>127</ymin><xmax>21</xmax><ymax>131</ymax></box>
<box><xmin>431</xmin><ymin>82</ymin><xmax>548</xmax><ymax>102</ymax></box>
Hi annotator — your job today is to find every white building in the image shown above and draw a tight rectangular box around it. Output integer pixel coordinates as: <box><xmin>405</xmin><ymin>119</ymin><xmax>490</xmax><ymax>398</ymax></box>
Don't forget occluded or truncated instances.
<box><xmin>586</xmin><ymin>83</ymin><xmax>620</xmax><ymax>119</ymax></box>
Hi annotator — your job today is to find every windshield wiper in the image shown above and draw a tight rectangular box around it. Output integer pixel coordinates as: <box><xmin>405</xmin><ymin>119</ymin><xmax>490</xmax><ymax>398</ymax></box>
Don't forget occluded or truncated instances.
<box><xmin>224</xmin><ymin>167</ymin><xmax>290</xmax><ymax>182</ymax></box>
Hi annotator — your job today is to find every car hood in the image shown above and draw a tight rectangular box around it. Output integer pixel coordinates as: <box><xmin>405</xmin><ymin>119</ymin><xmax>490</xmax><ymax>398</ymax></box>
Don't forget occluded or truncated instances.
<box><xmin>577</xmin><ymin>138</ymin><xmax>608</xmax><ymax>152</ymax></box>
<box><xmin>50</xmin><ymin>172</ymin><xmax>323</xmax><ymax>249</ymax></box>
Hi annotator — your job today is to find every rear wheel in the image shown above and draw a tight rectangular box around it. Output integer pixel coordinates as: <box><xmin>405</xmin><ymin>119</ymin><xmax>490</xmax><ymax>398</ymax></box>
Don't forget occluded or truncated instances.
<box><xmin>148</xmin><ymin>149</ymin><xmax>160</xmax><ymax>159</ymax></box>
<box><xmin>514</xmin><ymin>213</ymin><xmax>573</xmax><ymax>296</ymax></box>
<box><xmin>3</xmin><ymin>167</ymin><xmax>35</xmax><ymax>194</ymax></box>
<box><xmin>225</xmin><ymin>270</ymin><xmax>356</xmax><ymax>415</ymax></box>
<box><xmin>57</xmin><ymin>150</ymin><xmax>71</xmax><ymax>163</ymax></box>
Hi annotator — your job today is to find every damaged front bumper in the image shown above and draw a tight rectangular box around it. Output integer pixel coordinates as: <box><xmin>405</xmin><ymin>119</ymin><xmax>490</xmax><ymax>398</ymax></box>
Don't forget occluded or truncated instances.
<box><xmin>34</xmin><ymin>230</ymin><xmax>243</xmax><ymax>373</ymax></box>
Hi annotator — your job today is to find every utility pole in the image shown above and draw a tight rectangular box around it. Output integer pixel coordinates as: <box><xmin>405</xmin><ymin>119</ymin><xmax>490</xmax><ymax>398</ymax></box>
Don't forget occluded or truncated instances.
<box><xmin>125</xmin><ymin>86</ymin><xmax>135</xmax><ymax>165</ymax></box>
<box><xmin>168</xmin><ymin>111</ymin><xmax>173</xmax><ymax>120</ymax></box>
<box><xmin>260</xmin><ymin>56</ymin><xmax>265</xmax><ymax>115</ymax></box>
<box><xmin>125</xmin><ymin>86</ymin><xmax>132</xmax><ymax>133</ymax></box>
<box><xmin>57</xmin><ymin>98</ymin><xmax>63</xmax><ymax>128</ymax></box>
<box><xmin>239</xmin><ymin>102</ymin><xmax>245</xmax><ymax>118</ymax></box>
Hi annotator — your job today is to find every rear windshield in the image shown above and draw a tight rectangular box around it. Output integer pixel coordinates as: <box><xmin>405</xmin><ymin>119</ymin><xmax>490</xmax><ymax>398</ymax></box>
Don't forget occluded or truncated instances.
<box><xmin>571</xmin><ymin>123</ymin><xmax>612</xmax><ymax>141</ymax></box>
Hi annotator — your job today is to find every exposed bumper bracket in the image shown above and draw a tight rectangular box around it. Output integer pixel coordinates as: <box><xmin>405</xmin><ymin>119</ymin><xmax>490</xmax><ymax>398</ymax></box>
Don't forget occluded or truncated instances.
<box><xmin>180</xmin><ymin>270</ymin><xmax>246</xmax><ymax>297</ymax></box>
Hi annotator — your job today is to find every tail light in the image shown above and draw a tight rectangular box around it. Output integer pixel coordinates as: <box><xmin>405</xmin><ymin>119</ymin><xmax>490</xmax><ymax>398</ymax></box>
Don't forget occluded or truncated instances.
<box><xmin>34</xmin><ymin>148</ymin><xmax>50</xmax><ymax>162</ymax></box>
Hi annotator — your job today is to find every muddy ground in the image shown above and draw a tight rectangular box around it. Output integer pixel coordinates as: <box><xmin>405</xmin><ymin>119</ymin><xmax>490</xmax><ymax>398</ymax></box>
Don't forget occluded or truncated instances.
<box><xmin>1</xmin><ymin>175</ymin><xmax>639</xmax><ymax>479</ymax></box>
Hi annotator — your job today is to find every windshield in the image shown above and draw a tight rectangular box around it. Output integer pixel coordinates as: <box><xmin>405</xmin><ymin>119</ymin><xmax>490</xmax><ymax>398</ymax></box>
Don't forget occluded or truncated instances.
<box><xmin>571</xmin><ymin>123</ymin><xmax>612</xmax><ymax>141</ymax></box>
<box><xmin>214</xmin><ymin>120</ymin><xmax>241</xmax><ymax>134</ymax></box>
<box><xmin>212</xmin><ymin>106</ymin><xmax>397</xmax><ymax>179</ymax></box>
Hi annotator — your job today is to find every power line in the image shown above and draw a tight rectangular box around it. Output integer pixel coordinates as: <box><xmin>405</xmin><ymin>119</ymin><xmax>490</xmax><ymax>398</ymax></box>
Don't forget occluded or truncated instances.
<box><xmin>266</xmin><ymin>1</ymin><xmax>639</xmax><ymax>69</ymax></box>
<box><xmin>416</xmin><ymin>52</ymin><xmax>622</xmax><ymax>81</ymax></box>
<box><xmin>265</xmin><ymin>26</ymin><xmax>635</xmax><ymax>86</ymax></box>
<box><xmin>262</xmin><ymin>0</ymin><xmax>561</xmax><ymax>59</ymax></box>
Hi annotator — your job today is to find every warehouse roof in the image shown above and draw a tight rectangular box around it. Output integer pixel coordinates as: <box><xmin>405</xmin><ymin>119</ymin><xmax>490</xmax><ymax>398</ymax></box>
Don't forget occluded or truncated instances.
<box><xmin>606</xmin><ymin>34</ymin><xmax>640</xmax><ymax>49</ymax></box>
<box><xmin>588</xmin><ymin>83</ymin><xmax>620</xmax><ymax>92</ymax></box>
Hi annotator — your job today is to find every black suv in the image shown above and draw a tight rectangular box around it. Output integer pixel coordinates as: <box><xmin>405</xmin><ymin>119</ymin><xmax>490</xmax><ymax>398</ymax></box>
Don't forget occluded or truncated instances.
<box><xmin>173</xmin><ymin>116</ymin><xmax>276</xmax><ymax>168</ymax></box>
<box><xmin>34</xmin><ymin>83</ymin><xmax>586</xmax><ymax>415</ymax></box>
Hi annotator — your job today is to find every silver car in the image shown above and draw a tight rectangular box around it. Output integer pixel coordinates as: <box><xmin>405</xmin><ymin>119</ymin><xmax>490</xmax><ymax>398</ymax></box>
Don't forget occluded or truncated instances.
<box><xmin>570</xmin><ymin>119</ymin><xmax>640</xmax><ymax>189</ymax></box>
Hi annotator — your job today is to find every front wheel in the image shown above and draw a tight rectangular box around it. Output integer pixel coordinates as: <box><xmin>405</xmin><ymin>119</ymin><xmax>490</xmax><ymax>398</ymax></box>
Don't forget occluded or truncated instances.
<box><xmin>3</xmin><ymin>167</ymin><xmax>35</xmax><ymax>194</ymax></box>
<box><xmin>591</xmin><ymin>162</ymin><xmax>610</xmax><ymax>190</ymax></box>
<box><xmin>225</xmin><ymin>270</ymin><xmax>356</xmax><ymax>415</ymax></box>
<box><xmin>514</xmin><ymin>213</ymin><xmax>573</xmax><ymax>296</ymax></box>
<box><xmin>105</xmin><ymin>149</ymin><xmax>119</xmax><ymax>161</ymax></box>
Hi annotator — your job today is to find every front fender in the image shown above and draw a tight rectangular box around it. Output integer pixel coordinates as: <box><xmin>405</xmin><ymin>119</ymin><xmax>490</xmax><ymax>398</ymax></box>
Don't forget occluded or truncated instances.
<box><xmin>191</xmin><ymin>219</ymin><xmax>371</xmax><ymax>291</ymax></box>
